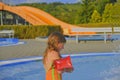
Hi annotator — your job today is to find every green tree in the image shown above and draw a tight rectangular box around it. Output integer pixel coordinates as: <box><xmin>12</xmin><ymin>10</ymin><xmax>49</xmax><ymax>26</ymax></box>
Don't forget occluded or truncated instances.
<box><xmin>102</xmin><ymin>3</ymin><xmax>113</xmax><ymax>23</ymax></box>
<box><xmin>95</xmin><ymin>0</ymin><xmax>116</xmax><ymax>15</ymax></box>
<box><xmin>111</xmin><ymin>3</ymin><xmax>120</xmax><ymax>26</ymax></box>
<box><xmin>90</xmin><ymin>10</ymin><xmax>101</xmax><ymax>23</ymax></box>
<box><xmin>117</xmin><ymin>0</ymin><xmax>120</xmax><ymax>3</ymax></box>
<box><xmin>80</xmin><ymin>0</ymin><xmax>94</xmax><ymax>23</ymax></box>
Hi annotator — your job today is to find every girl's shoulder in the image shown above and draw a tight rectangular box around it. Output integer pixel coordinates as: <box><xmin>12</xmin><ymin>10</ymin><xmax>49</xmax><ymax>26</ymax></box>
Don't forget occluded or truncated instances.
<box><xmin>48</xmin><ymin>50</ymin><xmax>60</xmax><ymax>59</ymax></box>
<box><xmin>49</xmin><ymin>50</ymin><xmax>59</xmax><ymax>55</ymax></box>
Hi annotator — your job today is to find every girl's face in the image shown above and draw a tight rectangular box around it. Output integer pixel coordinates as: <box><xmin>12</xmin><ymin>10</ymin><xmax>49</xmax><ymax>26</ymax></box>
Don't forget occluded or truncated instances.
<box><xmin>57</xmin><ymin>43</ymin><xmax>65</xmax><ymax>51</ymax></box>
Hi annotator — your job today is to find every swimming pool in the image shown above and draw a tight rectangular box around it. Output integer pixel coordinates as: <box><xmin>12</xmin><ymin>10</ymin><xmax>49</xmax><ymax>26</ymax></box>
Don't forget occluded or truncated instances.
<box><xmin>0</xmin><ymin>38</ymin><xmax>26</xmax><ymax>47</ymax></box>
<box><xmin>0</xmin><ymin>52</ymin><xmax>120</xmax><ymax>80</ymax></box>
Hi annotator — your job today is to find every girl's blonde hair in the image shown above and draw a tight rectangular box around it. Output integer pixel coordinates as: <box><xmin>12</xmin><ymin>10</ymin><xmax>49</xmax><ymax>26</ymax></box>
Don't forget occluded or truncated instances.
<box><xmin>43</xmin><ymin>32</ymin><xmax>66</xmax><ymax>64</ymax></box>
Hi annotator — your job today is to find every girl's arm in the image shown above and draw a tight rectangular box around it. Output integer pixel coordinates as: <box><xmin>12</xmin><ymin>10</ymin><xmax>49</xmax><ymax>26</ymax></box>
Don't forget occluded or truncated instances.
<box><xmin>64</xmin><ymin>67</ymin><xmax>74</xmax><ymax>73</ymax></box>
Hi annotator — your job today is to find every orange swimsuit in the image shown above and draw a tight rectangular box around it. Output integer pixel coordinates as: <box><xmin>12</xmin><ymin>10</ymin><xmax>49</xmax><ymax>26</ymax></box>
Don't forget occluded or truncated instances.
<box><xmin>46</xmin><ymin>67</ymin><xmax>62</xmax><ymax>80</ymax></box>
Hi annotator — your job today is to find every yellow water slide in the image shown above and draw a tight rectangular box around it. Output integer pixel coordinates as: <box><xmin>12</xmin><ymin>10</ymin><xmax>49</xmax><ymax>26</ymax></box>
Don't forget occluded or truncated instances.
<box><xmin>0</xmin><ymin>2</ymin><xmax>95</xmax><ymax>35</ymax></box>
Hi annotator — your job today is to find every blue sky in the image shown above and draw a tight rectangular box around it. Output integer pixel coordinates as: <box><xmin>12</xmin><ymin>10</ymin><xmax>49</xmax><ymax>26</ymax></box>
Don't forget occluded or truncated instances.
<box><xmin>0</xmin><ymin>0</ymin><xmax>82</xmax><ymax>5</ymax></box>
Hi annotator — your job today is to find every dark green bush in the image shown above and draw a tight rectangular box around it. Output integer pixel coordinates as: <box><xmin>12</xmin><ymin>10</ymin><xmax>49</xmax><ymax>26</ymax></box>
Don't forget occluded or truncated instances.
<box><xmin>0</xmin><ymin>25</ymin><xmax>62</xmax><ymax>39</ymax></box>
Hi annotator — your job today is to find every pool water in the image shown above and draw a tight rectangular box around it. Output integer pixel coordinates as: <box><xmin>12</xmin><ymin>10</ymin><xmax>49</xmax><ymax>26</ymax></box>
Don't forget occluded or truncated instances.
<box><xmin>67</xmin><ymin>53</ymin><xmax>120</xmax><ymax>80</ymax></box>
<box><xmin>0</xmin><ymin>53</ymin><xmax>120</xmax><ymax>80</ymax></box>
<box><xmin>0</xmin><ymin>38</ymin><xmax>25</xmax><ymax>47</ymax></box>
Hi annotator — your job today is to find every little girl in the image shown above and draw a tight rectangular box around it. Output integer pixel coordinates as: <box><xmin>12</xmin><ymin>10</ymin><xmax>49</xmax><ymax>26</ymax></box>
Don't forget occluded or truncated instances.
<box><xmin>43</xmin><ymin>32</ymin><xmax>73</xmax><ymax>80</ymax></box>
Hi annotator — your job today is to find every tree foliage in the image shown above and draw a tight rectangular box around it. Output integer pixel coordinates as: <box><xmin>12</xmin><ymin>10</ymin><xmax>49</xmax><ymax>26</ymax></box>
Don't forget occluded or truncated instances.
<box><xmin>18</xmin><ymin>1</ymin><xmax>119</xmax><ymax>25</ymax></box>
<box><xmin>102</xmin><ymin>3</ymin><xmax>113</xmax><ymax>23</ymax></box>
<box><xmin>90</xmin><ymin>10</ymin><xmax>101</xmax><ymax>23</ymax></box>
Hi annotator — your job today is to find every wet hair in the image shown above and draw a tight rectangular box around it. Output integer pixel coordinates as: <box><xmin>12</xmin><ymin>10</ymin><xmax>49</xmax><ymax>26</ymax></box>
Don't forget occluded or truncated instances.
<box><xmin>43</xmin><ymin>32</ymin><xmax>66</xmax><ymax>64</ymax></box>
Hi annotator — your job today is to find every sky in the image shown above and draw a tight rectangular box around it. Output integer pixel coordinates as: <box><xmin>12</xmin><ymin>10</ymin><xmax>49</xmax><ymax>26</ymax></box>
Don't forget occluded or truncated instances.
<box><xmin>0</xmin><ymin>0</ymin><xmax>82</xmax><ymax>5</ymax></box>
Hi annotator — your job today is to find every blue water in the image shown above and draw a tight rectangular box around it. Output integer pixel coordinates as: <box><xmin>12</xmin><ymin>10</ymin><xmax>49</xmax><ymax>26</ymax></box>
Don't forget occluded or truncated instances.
<box><xmin>0</xmin><ymin>53</ymin><xmax>120</xmax><ymax>80</ymax></box>
<box><xmin>0</xmin><ymin>38</ymin><xmax>25</xmax><ymax>47</ymax></box>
